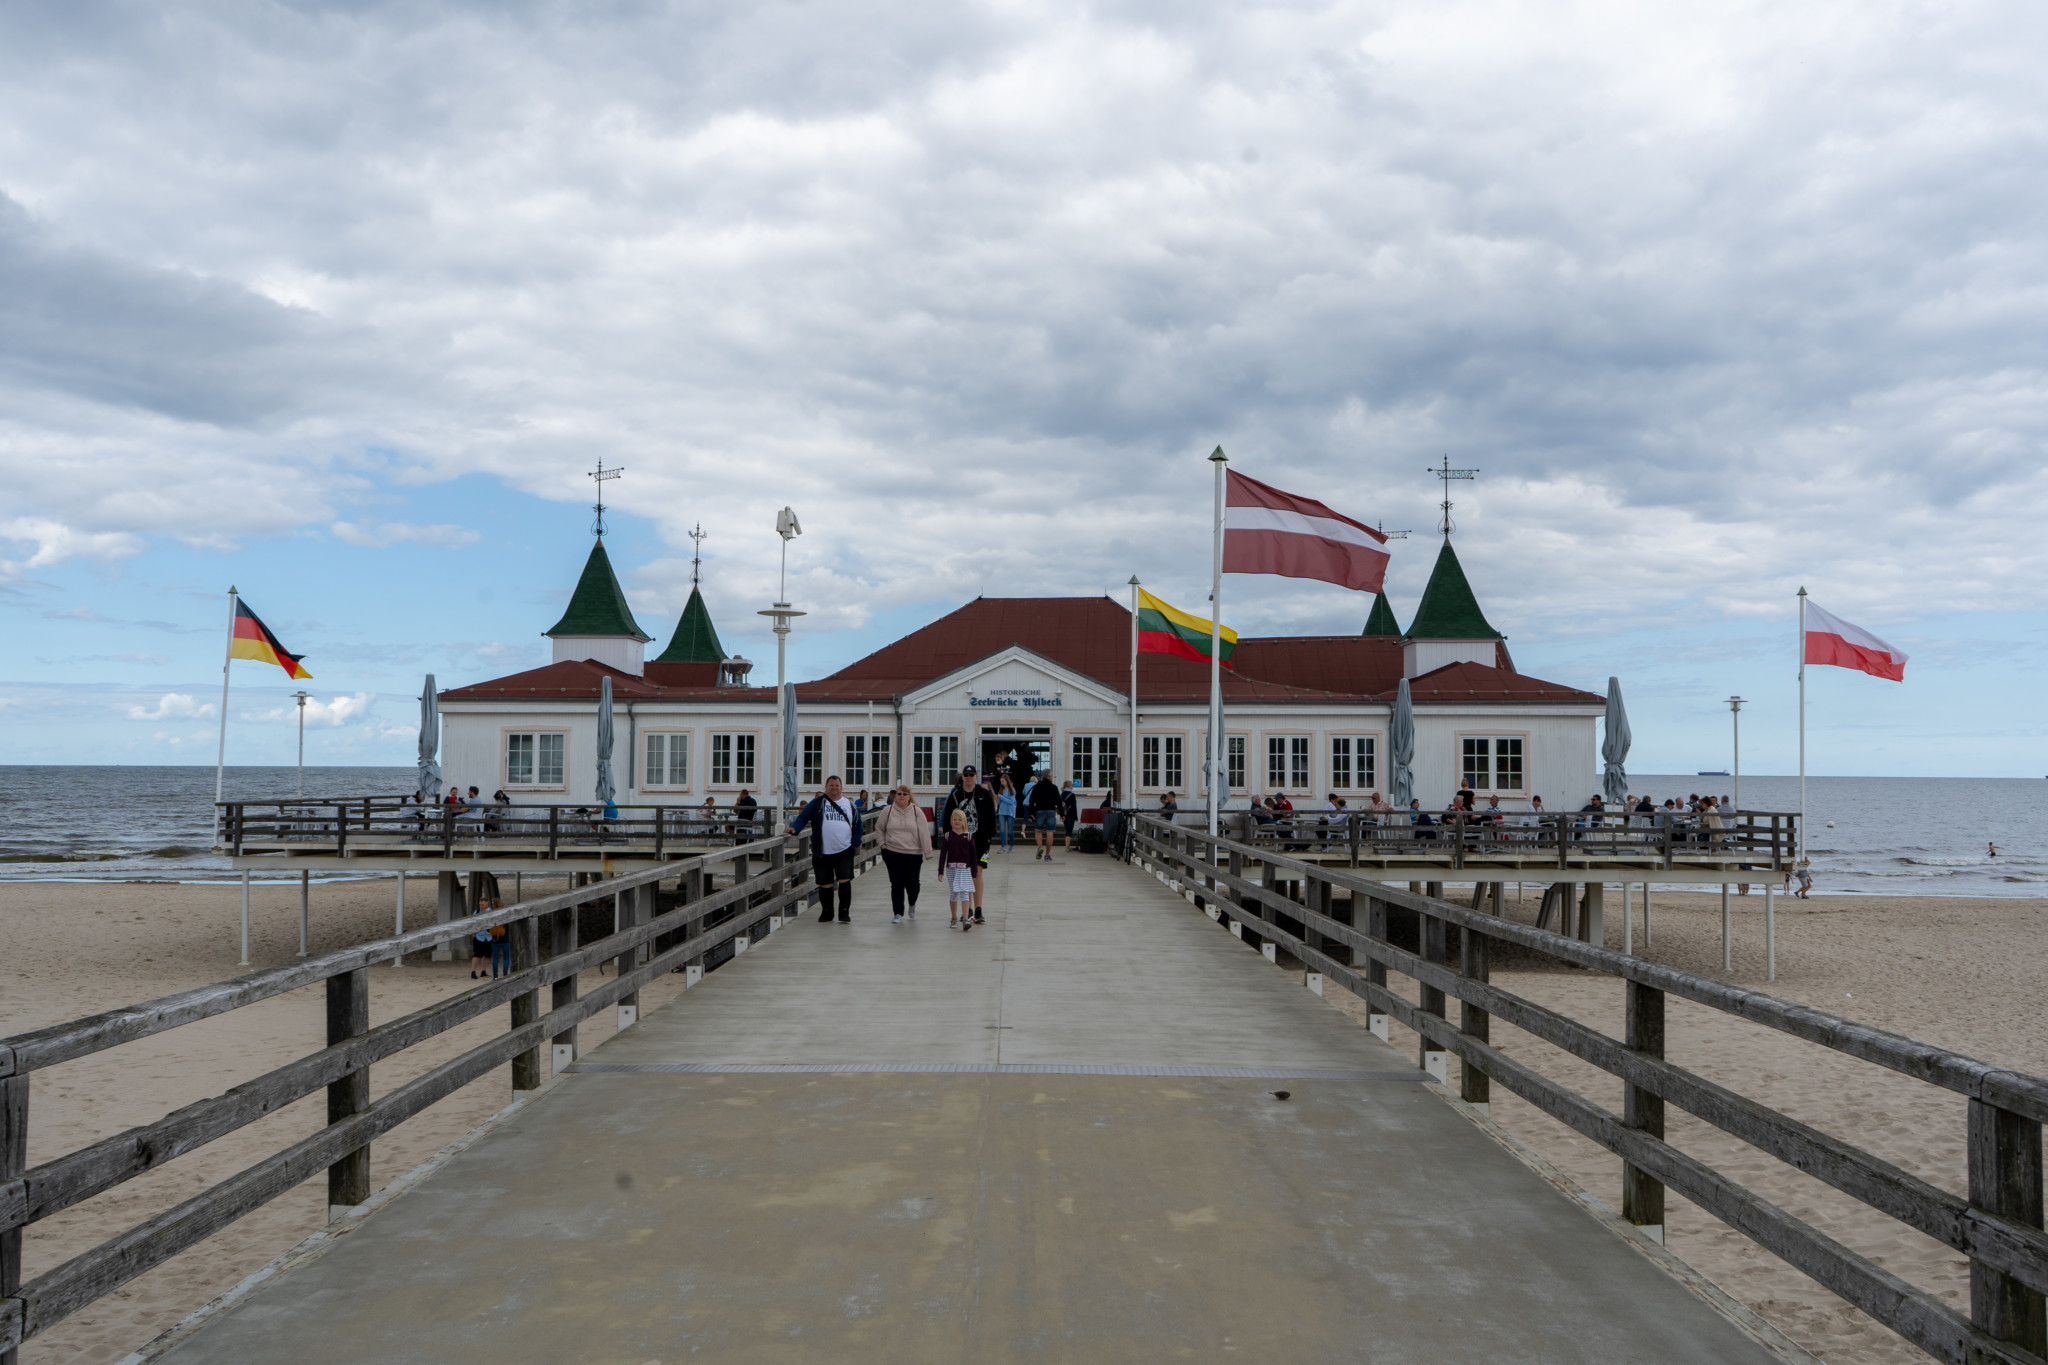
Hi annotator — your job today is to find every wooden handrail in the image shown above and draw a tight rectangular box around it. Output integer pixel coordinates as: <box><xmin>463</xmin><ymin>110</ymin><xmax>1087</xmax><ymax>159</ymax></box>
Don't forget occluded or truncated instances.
<box><xmin>0</xmin><ymin>825</ymin><xmax>878</xmax><ymax>1355</ymax></box>
<box><xmin>1131</xmin><ymin>816</ymin><xmax>2046</xmax><ymax>1363</ymax></box>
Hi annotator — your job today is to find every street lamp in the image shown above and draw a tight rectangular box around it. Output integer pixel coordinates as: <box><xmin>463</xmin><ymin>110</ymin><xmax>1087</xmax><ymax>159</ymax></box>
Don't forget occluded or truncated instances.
<box><xmin>1725</xmin><ymin>696</ymin><xmax>1746</xmax><ymax>811</ymax></box>
<box><xmin>292</xmin><ymin>690</ymin><xmax>312</xmax><ymax>798</ymax></box>
<box><xmin>759</xmin><ymin>508</ymin><xmax>805</xmax><ymax>825</ymax></box>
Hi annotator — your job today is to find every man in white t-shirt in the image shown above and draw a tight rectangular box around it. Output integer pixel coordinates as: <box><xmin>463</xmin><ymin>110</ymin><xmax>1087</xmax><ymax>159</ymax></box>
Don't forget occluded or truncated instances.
<box><xmin>789</xmin><ymin>775</ymin><xmax>861</xmax><ymax>923</ymax></box>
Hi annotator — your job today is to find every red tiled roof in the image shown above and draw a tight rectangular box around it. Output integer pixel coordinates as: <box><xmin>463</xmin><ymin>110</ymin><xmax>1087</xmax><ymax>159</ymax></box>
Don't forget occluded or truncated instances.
<box><xmin>440</xmin><ymin>598</ymin><xmax>1596</xmax><ymax>706</ymax></box>
<box><xmin>439</xmin><ymin>659</ymin><xmax>776</xmax><ymax>704</ymax></box>
<box><xmin>1377</xmin><ymin>661</ymin><xmax>1602</xmax><ymax>704</ymax></box>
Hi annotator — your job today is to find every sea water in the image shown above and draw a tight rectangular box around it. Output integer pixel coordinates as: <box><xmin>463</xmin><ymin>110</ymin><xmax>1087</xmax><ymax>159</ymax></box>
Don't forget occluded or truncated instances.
<box><xmin>0</xmin><ymin>766</ymin><xmax>2040</xmax><ymax>896</ymax></box>
<box><xmin>0</xmin><ymin>765</ymin><xmax>412</xmax><ymax>883</ymax></box>
<box><xmin>1620</xmin><ymin>774</ymin><xmax>2045</xmax><ymax>897</ymax></box>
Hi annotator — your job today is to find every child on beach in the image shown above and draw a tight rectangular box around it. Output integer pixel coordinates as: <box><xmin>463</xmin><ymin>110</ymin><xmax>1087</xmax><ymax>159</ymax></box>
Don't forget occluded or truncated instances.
<box><xmin>470</xmin><ymin>899</ymin><xmax>492</xmax><ymax>979</ymax></box>
<box><xmin>939</xmin><ymin>809</ymin><xmax>979</xmax><ymax>931</ymax></box>
<box><xmin>1794</xmin><ymin>860</ymin><xmax>1813</xmax><ymax>899</ymax></box>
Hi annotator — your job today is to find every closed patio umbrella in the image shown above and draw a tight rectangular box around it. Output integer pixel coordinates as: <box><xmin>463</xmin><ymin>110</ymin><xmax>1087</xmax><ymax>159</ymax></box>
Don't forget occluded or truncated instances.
<box><xmin>1389</xmin><ymin>678</ymin><xmax>1415</xmax><ymax>808</ymax></box>
<box><xmin>780</xmin><ymin>681</ymin><xmax>800</xmax><ymax>819</ymax></box>
<box><xmin>417</xmin><ymin>675</ymin><xmax>441</xmax><ymax>801</ymax></box>
<box><xmin>1602</xmin><ymin>676</ymin><xmax>1631</xmax><ymax>809</ymax></box>
<box><xmin>595</xmin><ymin>675</ymin><xmax>615</xmax><ymax>806</ymax></box>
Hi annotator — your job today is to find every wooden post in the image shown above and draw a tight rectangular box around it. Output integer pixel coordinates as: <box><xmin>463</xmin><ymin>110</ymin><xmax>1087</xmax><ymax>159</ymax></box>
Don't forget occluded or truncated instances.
<box><xmin>298</xmin><ymin>870</ymin><xmax>310</xmax><ymax>957</ymax></box>
<box><xmin>1622</xmin><ymin>979</ymin><xmax>1666</xmax><ymax>1238</ymax></box>
<box><xmin>2</xmin><ymin>1070</ymin><xmax>25</xmax><ymax>1365</ymax></box>
<box><xmin>1968</xmin><ymin>1100</ymin><xmax>2047</xmax><ymax>1352</ymax></box>
<box><xmin>615</xmin><ymin>887</ymin><xmax>640</xmax><ymax>1011</ymax></box>
<box><xmin>684</xmin><ymin>865</ymin><xmax>707</xmax><ymax>981</ymax></box>
<box><xmin>511</xmin><ymin>914</ymin><xmax>542</xmax><ymax>1091</ymax></box>
<box><xmin>1419</xmin><ymin>908</ymin><xmax>1447</xmax><ymax>1081</ymax></box>
<box><xmin>654</xmin><ymin>806</ymin><xmax>666</xmax><ymax>862</ymax></box>
<box><xmin>1721</xmin><ymin>884</ymin><xmax>1730</xmax><ymax>972</ymax></box>
<box><xmin>325</xmin><ymin>968</ymin><xmax>371</xmax><ymax>1214</ymax></box>
<box><xmin>1459</xmin><ymin>916</ymin><xmax>1490</xmax><ymax>1107</ymax></box>
<box><xmin>1365</xmin><ymin>894</ymin><xmax>1389</xmax><ymax>1041</ymax></box>
<box><xmin>1227</xmin><ymin>844</ymin><xmax>1244</xmax><ymax>915</ymax></box>
<box><xmin>238</xmin><ymin>870</ymin><xmax>252</xmax><ymax>967</ymax></box>
<box><xmin>548</xmin><ymin>806</ymin><xmax>560</xmax><ymax>858</ymax></box>
<box><xmin>548</xmin><ymin>898</ymin><xmax>578</xmax><ymax>1072</ymax></box>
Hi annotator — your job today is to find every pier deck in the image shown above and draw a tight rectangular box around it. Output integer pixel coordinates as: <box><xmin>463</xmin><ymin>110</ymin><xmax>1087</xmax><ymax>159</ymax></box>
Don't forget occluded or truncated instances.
<box><xmin>153</xmin><ymin>852</ymin><xmax>1779</xmax><ymax>1364</ymax></box>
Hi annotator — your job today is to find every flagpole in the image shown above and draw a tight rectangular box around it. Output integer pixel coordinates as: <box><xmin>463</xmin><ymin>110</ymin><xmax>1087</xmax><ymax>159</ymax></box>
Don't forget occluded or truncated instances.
<box><xmin>1208</xmin><ymin>448</ymin><xmax>1227</xmax><ymax>837</ymax></box>
<box><xmin>1797</xmin><ymin>586</ymin><xmax>1807</xmax><ymax>865</ymax></box>
<box><xmin>213</xmin><ymin>586</ymin><xmax>238</xmax><ymax>844</ymax></box>
<box><xmin>1128</xmin><ymin>575</ymin><xmax>1140</xmax><ymax>806</ymax></box>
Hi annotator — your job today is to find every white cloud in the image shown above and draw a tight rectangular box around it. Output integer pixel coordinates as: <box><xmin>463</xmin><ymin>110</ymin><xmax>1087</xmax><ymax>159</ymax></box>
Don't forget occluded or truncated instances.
<box><xmin>1</xmin><ymin>516</ymin><xmax>144</xmax><ymax>580</ymax></box>
<box><xmin>126</xmin><ymin>692</ymin><xmax>214</xmax><ymax>721</ymax></box>
<box><xmin>244</xmin><ymin>691</ymin><xmax>374</xmax><ymax>727</ymax></box>
<box><xmin>329</xmin><ymin>520</ymin><xmax>480</xmax><ymax>548</ymax></box>
<box><xmin>0</xmin><ymin>0</ymin><xmax>2043</xmax><ymax>652</ymax></box>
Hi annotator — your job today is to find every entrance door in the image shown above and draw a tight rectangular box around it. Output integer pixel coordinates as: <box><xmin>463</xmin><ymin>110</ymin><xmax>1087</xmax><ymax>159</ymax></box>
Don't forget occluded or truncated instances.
<box><xmin>979</xmin><ymin>727</ymin><xmax>1053</xmax><ymax>793</ymax></box>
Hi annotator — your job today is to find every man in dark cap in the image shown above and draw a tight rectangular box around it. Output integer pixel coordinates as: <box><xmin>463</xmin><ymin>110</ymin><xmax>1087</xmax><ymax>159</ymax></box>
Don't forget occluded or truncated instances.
<box><xmin>936</xmin><ymin>766</ymin><xmax>998</xmax><ymax>923</ymax></box>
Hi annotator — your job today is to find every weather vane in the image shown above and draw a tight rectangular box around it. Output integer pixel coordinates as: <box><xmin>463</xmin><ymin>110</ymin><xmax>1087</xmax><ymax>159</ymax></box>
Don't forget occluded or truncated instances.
<box><xmin>688</xmin><ymin>522</ymin><xmax>707</xmax><ymax>589</ymax></box>
<box><xmin>1428</xmin><ymin>454</ymin><xmax>1477</xmax><ymax>539</ymax></box>
<box><xmin>589</xmin><ymin>459</ymin><xmax>624</xmax><ymax>538</ymax></box>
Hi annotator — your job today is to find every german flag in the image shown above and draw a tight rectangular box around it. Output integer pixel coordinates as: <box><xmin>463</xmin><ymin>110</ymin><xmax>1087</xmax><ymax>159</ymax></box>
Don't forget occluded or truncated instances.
<box><xmin>231</xmin><ymin>599</ymin><xmax>312</xmax><ymax>679</ymax></box>
<box><xmin>1136</xmin><ymin>588</ymin><xmax>1236</xmax><ymax>668</ymax></box>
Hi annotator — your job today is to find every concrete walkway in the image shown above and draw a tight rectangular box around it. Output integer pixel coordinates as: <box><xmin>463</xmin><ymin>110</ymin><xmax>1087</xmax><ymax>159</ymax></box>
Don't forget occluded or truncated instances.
<box><xmin>158</xmin><ymin>849</ymin><xmax>1782</xmax><ymax>1364</ymax></box>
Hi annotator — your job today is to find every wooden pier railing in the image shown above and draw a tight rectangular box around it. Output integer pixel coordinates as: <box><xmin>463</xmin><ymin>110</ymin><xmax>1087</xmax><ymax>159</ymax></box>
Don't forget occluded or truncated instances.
<box><xmin>216</xmin><ymin>797</ymin><xmax>780</xmax><ymax>860</ymax></box>
<box><xmin>1173</xmin><ymin>807</ymin><xmax>1799</xmax><ymax>871</ymax></box>
<box><xmin>0</xmin><ymin>822</ymin><xmax>875</xmax><ymax>1361</ymax></box>
<box><xmin>1129</xmin><ymin>814</ymin><xmax>2046</xmax><ymax>1365</ymax></box>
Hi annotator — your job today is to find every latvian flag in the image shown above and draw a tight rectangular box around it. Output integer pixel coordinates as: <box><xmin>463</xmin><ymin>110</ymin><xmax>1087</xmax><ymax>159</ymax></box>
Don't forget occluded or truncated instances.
<box><xmin>1223</xmin><ymin>470</ymin><xmax>1390</xmax><ymax>592</ymax></box>
<box><xmin>1804</xmin><ymin>601</ymin><xmax>1906</xmax><ymax>682</ymax></box>
<box><xmin>231</xmin><ymin>599</ymin><xmax>313</xmax><ymax>679</ymax></box>
<box><xmin>1136</xmin><ymin>588</ymin><xmax>1237</xmax><ymax>667</ymax></box>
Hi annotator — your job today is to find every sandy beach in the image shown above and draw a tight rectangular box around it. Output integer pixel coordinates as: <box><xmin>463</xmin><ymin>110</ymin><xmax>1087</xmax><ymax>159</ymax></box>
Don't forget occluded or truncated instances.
<box><xmin>6</xmin><ymin>877</ymin><xmax>2046</xmax><ymax>1365</ymax></box>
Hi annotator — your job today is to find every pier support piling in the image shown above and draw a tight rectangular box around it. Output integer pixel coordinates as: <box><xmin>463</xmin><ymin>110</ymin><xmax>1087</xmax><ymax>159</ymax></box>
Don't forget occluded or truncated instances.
<box><xmin>432</xmin><ymin>871</ymin><xmax>459</xmax><ymax>961</ymax></box>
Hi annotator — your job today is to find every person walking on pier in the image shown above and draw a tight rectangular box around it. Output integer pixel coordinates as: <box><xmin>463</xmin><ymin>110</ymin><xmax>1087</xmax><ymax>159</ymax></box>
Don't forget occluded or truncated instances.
<box><xmin>1028</xmin><ymin>772</ymin><xmax>1062</xmax><ymax>860</ymax></box>
<box><xmin>940</xmin><ymin>809</ymin><xmax>979</xmax><ymax>930</ymax></box>
<box><xmin>996</xmin><ymin>776</ymin><xmax>1018</xmax><ymax>853</ymax></box>
<box><xmin>876</xmin><ymin>785</ymin><xmax>931</xmax><ymax>923</ymax></box>
<box><xmin>936</xmin><ymin>767</ymin><xmax>996</xmax><ymax>923</ymax></box>
<box><xmin>789</xmin><ymin>776</ymin><xmax>860</xmax><ymax>924</ymax></box>
<box><xmin>1060</xmin><ymin>780</ymin><xmax>1078</xmax><ymax>844</ymax></box>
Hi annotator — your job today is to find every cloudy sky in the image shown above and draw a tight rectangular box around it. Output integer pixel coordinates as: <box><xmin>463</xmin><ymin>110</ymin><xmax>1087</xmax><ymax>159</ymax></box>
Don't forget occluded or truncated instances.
<box><xmin>2</xmin><ymin>0</ymin><xmax>2044</xmax><ymax>777</ymax></box>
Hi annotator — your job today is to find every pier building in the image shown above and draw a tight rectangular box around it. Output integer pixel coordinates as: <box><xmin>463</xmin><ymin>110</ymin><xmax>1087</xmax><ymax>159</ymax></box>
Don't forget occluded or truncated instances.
<box><xmin>434</xmin><ymin>533</ymin><xmax>1607</xmax><ymax>813</ymax></box>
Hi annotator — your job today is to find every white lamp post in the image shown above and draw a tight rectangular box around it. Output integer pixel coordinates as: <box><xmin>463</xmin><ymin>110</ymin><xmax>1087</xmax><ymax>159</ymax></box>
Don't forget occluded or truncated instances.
<box><xmin>1725</xmin><ymin>695</ymin><xmax>1745</xmax><ymax>811</ymax></box>
<box><xmin>759</xmin><ymin>507</ymin><xmax>804</xmax><ymax>824</ymax></box>
<box><xmin>292</xmin><ymin>690</ymin><xmax>312</xmax><ymax>798</ymax></box>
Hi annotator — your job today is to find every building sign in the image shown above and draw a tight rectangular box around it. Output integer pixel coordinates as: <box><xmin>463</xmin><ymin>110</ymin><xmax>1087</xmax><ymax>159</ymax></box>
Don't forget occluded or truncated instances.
<box><xmin>968</xmin><ymin>688</ymin><xmax>1062</xmax><ymax>709</ymax></box>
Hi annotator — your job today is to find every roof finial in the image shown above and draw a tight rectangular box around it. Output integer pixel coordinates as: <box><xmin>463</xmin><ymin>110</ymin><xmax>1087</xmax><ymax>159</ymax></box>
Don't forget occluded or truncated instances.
<box><xmin>688</xmin><ymin>522</ymin><xmax>706</xmax><ymax>589</ymax></box>
<box><xmin>589</xmin><ymin>458</ymin><xmax>624</xmax><ymax>538</ymax></box>
<box><xmin>1429</xmin><ymin>454</ymin><xmax>1477</xmax><ymax>539</ymax></box>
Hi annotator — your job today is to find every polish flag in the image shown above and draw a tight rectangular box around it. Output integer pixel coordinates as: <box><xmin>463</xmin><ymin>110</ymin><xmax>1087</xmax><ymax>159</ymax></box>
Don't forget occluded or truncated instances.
<box><xmin>1223</xmin><ymin>471</ymin><xmax>1389</xmax><ymax>592</ymax></box>
<box><xmin>1804</xmin><ymin>601</ymin><xmax>1908</xmax><ymax>681</ymax></box>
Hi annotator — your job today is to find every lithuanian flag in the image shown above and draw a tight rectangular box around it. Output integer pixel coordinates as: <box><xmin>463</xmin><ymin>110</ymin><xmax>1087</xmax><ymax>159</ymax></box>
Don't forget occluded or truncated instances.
<box><xmin>231</xmin><ymin>599</ymin><xmax>312</xmax><ymax>679</ymax></box>
<box><xmin>1136</xmin><ymin>588</ymin><xmax>1236</xmax><ymax>667</ymax></box>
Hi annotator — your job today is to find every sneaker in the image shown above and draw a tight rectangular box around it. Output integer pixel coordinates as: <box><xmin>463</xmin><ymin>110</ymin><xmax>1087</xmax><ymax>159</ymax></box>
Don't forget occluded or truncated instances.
<box><xmin>892</xmin><ymin>915</ymin><xmax>903</xmax><ymax>924</ymax></box>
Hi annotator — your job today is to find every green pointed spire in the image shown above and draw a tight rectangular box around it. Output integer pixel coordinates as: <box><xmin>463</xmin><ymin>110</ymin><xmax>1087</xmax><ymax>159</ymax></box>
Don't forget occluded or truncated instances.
<box><xmin>1404</xmin><ymin>541</ymin><xmax>1500</xmax><ymax>640</ymax></box>
<box><xmin>544</xmin><ymin>540</ymin><xmax>651</xmax><ymax>641</ymax></box>
<box><xmin>1361</xmin><ymin>591</ymin><xmax>1403</xmax><ymax>638</ymax></box>
<box><xmin>654</xmin><ymin>586</ymin><xmax>726</xmax><ymax>663</ymax></box>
